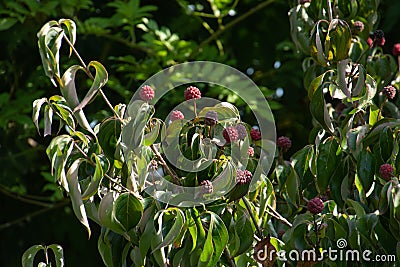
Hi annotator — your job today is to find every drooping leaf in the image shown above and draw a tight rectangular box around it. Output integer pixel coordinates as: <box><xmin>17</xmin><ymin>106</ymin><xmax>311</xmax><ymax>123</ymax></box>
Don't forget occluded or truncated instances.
<box><xmin>325</xmin><ymin>19</ymin><xmax>351</xmax><ymax>63</ymax></box>
<box><xmin>81</xmin><ymin>154</ymin><xmax>108</xmax><ymax>200</ymax></box>
<box><xmin>32</xmin><ymin>98</ymin><xmax>47</xmax><ymax>133</ymax></box>
<box><xmin>58</xmin><ymin>19</ymin><xmax>76</xmax><ymax>57</ymax></box>
<box><xmin>47</xmin><ymin>244</ymin><xmax>64</xmax><ymax>267</ymax></box>
<box><xmin>98</xmin><ymin>193</ymin><xmax>125</xmax><ymax>235</ymax></box>
<box><xmin>356</xmin><ymin>149</ymin><xmax>376</xmax><ymax>194</ymax></box>
<box><xmin>316</xmin><ymin>138</ymin><xmax>341</xmax><ymax>192</ymax></box>
<box><xmin>310</xmin><ymin>85</ymin><xmax>334</xmax><ymax>133</ymax></box>
<box><xmin>66</xmin><ymin>158</ymin><xmax>91</xmax><ymax>238</ymax></box>
<box><xmin>22</xmin><ymin>245</ymin><xmax>45</xmax><ymax>267</ymax></box>
<box><xmin>74</xmin><ymin>61</ymin><xmax>108</xmax><ymax>112</ymax></box>
<box><xmin>198</xmin><ymin>212</ymin><xmax>229</xmax><ymax>267</ymax></box>
<box><xmin>153</xmin><ymin>208</ymin><xmax>185</xmax><ymax>251</ymax></box>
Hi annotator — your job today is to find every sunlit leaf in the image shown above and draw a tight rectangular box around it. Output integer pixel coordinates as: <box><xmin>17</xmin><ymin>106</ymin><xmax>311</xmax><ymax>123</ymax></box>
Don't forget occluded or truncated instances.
<box><xmin>114</xmin><ymin>192</ymin><xmax>143</xmax><ymax>232</ymax></box>
<box><xmin>47</xmin><ymin>244</ymin><xmax>64</xmax><ymax>267</ymax></box>
<box><xmin>74</xmin><ymin>61</ymin><xmax>108</xmax><ymax>112</ymax></box>
<box><xmin>22</xmin><ymin>245</ymin><xmax>45</xmax><ymax>267</ymax></box>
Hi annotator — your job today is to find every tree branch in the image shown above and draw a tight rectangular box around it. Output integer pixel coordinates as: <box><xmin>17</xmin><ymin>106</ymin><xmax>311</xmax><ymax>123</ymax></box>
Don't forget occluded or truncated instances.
<box><xmin>192</xmin><ymin>0</ymin><xmax>277</xmax><ymax>57</ymax></box>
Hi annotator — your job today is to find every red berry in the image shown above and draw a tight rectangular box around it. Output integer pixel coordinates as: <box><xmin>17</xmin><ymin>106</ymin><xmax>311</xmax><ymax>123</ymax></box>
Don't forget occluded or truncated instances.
<box><xmin>382</xmin><ymin>85</ymin><xmax>396</xmax><ymax>100</ymax></box>
<box><xmin>236</xmin><ymin>169</ymin><xmax>252</xmax><ymax>185</ymax></box>
<box><xmin>352</xmin><ymin>21</ymin><xmax>364</xmax><ymax>33</ymax></box>
<box><xmin>139</xmin><ymin>85</ymin><xmax>155</xmax><ymax>101</ymax></box>
<box><xmin>250</xmin><ymin>128</ymin><xmax>261</xmax><ymax>141</ymax></box>
<box><xmin>200</xmin><ymin>180</ymin><xmax>213</xmax><ymax>194</ymax></box>
<box><xmin>393</xmin><ymin>43</ymin><xmax>400</xmax><ymax>56</ymax></box>
<box><xmin>184</xmin><ymin>86</ymin><xmax>201</xmax><ymax>100</ymax></box>
<box><xmin>170</xmin><ymin>110</ymin><xmax>184</xmax><ymax>121</ymax></box>
<box><xmin>307</xmin><ymin>197</ymin><xmax>324</xmax><ymax>214</ymax></box>
<box><xmin>235</xmin><ymin>124</ymin><xmax>247</xmax><ymax>140</ymax></box>
<box><xmin>379</xmin><ymin>164</ymin><xmax>394</xmax><ymax>180</ymax></box>
<box><xmin>247</xmin><ymin>147</ymin><xmax>254</xmax><ymax>157</ymax></box>
<box><xmin>223</xmin><ymin>126</ymin><xmax>239</xmax><ymax>143</ymax></box>
<box><xmin>376</xmin><ymin>37</ymin><xmax>385</xmax><ymax>47</ymax></box>
<box><xmin>367</xmin><ymin>37</ymin><xmax>374</xmax><ymax>48</ymax></box>
<box><xmin>277</xmin><ymin>136</ymin><xmax>292</xmax><ymax>151</ymax></box>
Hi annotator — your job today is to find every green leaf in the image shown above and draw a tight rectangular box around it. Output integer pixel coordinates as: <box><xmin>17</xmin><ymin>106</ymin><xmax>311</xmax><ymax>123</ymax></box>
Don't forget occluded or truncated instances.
<box><xmin>379</xmin><ymin>127</ymin><xmax>394</xmax><ymax>162</ymax></box>
<box><xmin>114</xmin><ymin>192</ymin><xmax>143</xmax><ymax>232</ymax></box>
<box><xmin>22</xmin><ymin>245</ymin><xmax>45</xmax><ymax>267</ymax></box>
<box><xmin>98</xmin><ymin>228</ymin><xmax>128</xmax><ymax>267</ymax></box>
<box><xmin>51</xmin><ymin>102</ymin><xmax>76</xmax><ymax>129</ymax></box>
<box><xmin>58</xmin><ymin>19</ymin><xmax>76</xmax><ymax>57</ymax></box>
<box><xmin>47</xmin><ymin>244</ymin><xmax>64</xmax><ymax>267</ymax></box>
<box><xmin>98</xmin><ymin>229</ymin><xmax>113</xmax><ymax>267</ymax></box>
<box><xmin>44</xmin><ymin>105</ymin><xmax>53</xmax><ymax>136</ymax></box>
<box><xmin>310</xmin><ymin>85</ymin><xmax>334</xmax><ymax>133</ymax></box>
<box><xmin>316</xmin><ymin>138</ymin><xmax>340</xmax><ymax>192</ymax></box>
<box><xmin>325</xmin><ymin>19</ymin><xmax>351</xmax><ymax>62</ymax></box>
<box><xmin>346</xmin><ymin>199</ymin><xmax>366</xmax><ymax>217</ymax></box>
<box><xmin>81</xmin><ymin>154</ymin><xmax>108</xmax><ymax>200</ymax></box>
<box><xmin>46</xmin><ymin>135</ymin><xmax>74</xmax><ymax>190</ymax></box>
<box><xmin>74</xmin><ymin>61</ymin><xmax>108</xmax><ymax>112</ymax></box>
<box><xmin>60</xmin><ymin>65</ymin><xmax>95</xmax><ymax>135</ymax></box>
<box><xmin>32</xmin><ymin>98</ymin><xmax>47</xmax><ymax>133</ymax></box>
<box><xmin>310</xmin><ymin>20</ymin><xmax>329</xmax><ymax>66</ymax></box>
<box><xmin>356</xmin><ymin>149</ymin><xmax>376</xmax><ymax>194</ymax></box>
<box><xmin>98</xmin><ymin>192</ymin><xmax>125</xmax><ymax>234</ymax></box>
<box><xmin>198</xmin><ymin>212</ymin><xmax>228</xmax><ymax>267</ymax></box>
<box><xmin>186</xmin><ymin>209</ymin><xmax>198</xmax><ymax>252</ymax></box>
<box><xmin>98</xmin><ymin>118</ymin><xmax>122</xmax><ymax>159</ymax></box>
<box><xmin>121</xmin><ymin>102</ymin><xmax>154</xmax><ymax>154</ymax></box>
<box><xmin>358</xmin><ymin>74</ymin><xmax>377</xmax><ymax>109</ymax></box>
<box><xmin>143</xmin><ymin>118</ymin><xmax>162</xmax><ymax>146</ymax></box>
<box><xmin>66</xmin><ymin>158</ymin><xmax>91</xmax><ymax>238</ymax></box>
<box><xmin>232</xmin><ymin>205</ymin><xmax>254</xmax><ymax>256</ymax></box>
<box><xmin>285</xmin><ymin>165</ymin><xmax>300</xmax><ymax>206</ymax></box>
<box><xmin>346</xmin><ymin>125</ymin><xmax>368</xmax><ymax>158</ymax></box>
<box><xmin>288</xmin><ymin>5</ymin><xmax>313</xmax><ymax>54</ymax></box>
<box><xmin>153</xmin><ymin>208</ymin><xmax>185</xmax><ymax>251</ymax></box>
<box><xmin>0</xmin><ymin>17</ymin><xmax>18</xmax><ymax>31</ymax></box>
<box><xmin>368</xmin><ymin>104</ymin><xmax>380</xmax><ymax>126</ymax></box>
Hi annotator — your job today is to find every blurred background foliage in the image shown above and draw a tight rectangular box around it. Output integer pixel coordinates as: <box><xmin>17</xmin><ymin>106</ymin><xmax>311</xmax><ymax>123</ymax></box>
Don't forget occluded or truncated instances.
<box><xmin>0</xmin><ymin>0</ymin><xmax>399</xmax><ymax>265</ymax></box>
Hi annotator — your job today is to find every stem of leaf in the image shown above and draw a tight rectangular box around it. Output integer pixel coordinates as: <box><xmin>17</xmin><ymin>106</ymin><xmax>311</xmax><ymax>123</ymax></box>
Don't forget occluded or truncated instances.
<box><xmin>224</xmin><ymin>247</ymin><xmax>237</xmax><ymax>267</ymax></box>
<box><xmin>242</xmin><ymin>196</ymin><xmax>263</xmax><ymax>238</ymax></box>
<box><xmin>62</xmin><ymin>33</ymin><xmax>122</xmax><ymax>121</ymax></box>
<box><xmin>266</xmin><ymin>203</ymin><xmax>293</xmax><ymax>228</ymax></box>
<box><xmin>150</xmin><ymin>144</ymin><xmax>181</xmax><ymax>185</ymax></box>
<box><xmin>313</xmin><ymin>214</ymin><xmax>320</xmax><ymax>253</ymax></box>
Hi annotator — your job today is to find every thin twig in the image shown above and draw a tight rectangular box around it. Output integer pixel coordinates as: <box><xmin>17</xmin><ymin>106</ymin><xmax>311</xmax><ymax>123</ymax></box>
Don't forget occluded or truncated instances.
<box><xmin>266</xmin><ymin>203</ymin><xmax>293</xmax><ymax>227</ymax></box>
<box><xmin>0</xmin><ymin>200</ymin><xmax>69</xmax><ymax>230</ymax></box>
<box><xmin>242</xmin><ymin>196</ymin><xmax>263</xmax><ymax>238</ymax></box>
<box><xmin>62</xmin><ymin>33</ymin><xmax>122</xmax><ymax>121</ymax></box>
<box><xmin>150</xmin><ymin>144</ymin><xmax>181</xmax><ymax>185</ymax></box>
<box><xmin>224</xmin><ymin>247</ymin><xmax>237</xmax><ymax>267</ymax></box>
<box><xmin>0</xmin><ymin>185</ymin><xmax>54</xmax><ymax>208</ymax></box>
<box><xmin>192</xmin><ymin>0</ymin><xmax>276</xmax><ymax>57</ymax></box>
